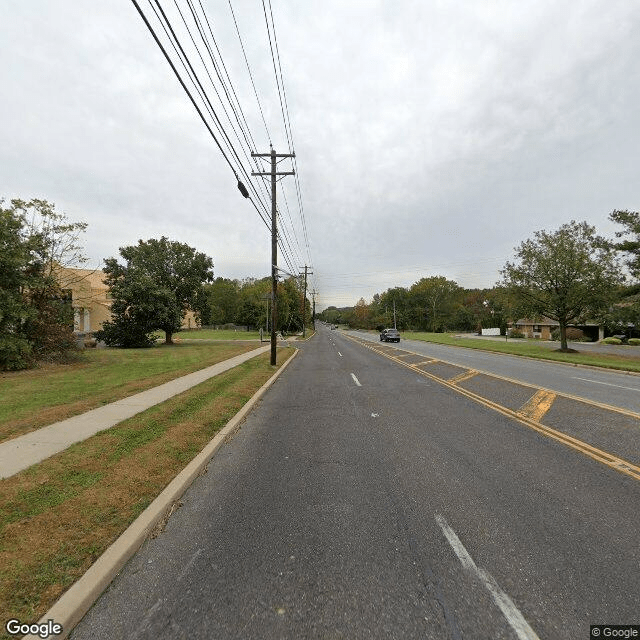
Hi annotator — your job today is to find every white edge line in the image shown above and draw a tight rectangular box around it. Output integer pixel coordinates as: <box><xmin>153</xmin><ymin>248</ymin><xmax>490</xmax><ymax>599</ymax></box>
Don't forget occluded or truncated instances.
<box><xmin>572</xmin><ymin>376</ymin><xmax>640</xmax><ymax>392</ymax></box>
<box><xmin>435</xmin><ymin>514</ymin><xmax>540</xmax><ymax>640</ymax></box>
<box><xmin>350</xmin><ymin>373</ymin><xmax>362</xmax><ymax>387</ymax></box>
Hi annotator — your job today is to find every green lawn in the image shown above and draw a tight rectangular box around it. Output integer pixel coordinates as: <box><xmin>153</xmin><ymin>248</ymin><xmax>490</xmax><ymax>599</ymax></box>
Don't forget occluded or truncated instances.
<box><xmin>0</xmin><ymin>349</ymin><xmax>292</xmax><ymax>634</ymax></box>
<box><xmin>0</xmin><ymin>342</ymin><xmax>261</xmax><ymax>442</ymax></box>
<box><xmin>173</xmin><ymin>328</ymin><xmax>262</xmax><ymax>341</ymax></box>
<box><xmin>401</xmin><ymin>331</ymin><xmax>640</xmax><ymax>372</ymax></box>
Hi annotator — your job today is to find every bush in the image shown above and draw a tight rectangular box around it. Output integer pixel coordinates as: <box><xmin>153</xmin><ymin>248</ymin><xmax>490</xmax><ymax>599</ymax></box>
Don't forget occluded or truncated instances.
<box><xmin>509</xmin><ymin>329</ymin><xmax>525</xmax><ymax>338</ymax></box>
<box><xmin>628</xmin><ymin>338</ymin><xmax>640</xmax><ymax>346</ymax></box>
<box><xmin>94</xmin><ymin>318</ymin><xmax>156</xmax><ymax>349</ymax></box>
<box><xmin>551</xmin><ymin>327</ymin><xmax>584</xmax><ymax>341</ymax></box>
<box><xmin>601</xmin><ymin>337</ymin><xmax>622</xmax><ymax>345</ymax></box>
<box><xmin>0</xmin><ymin>335</ymin><xmax>33</xmax><ymax>371</ymax></box>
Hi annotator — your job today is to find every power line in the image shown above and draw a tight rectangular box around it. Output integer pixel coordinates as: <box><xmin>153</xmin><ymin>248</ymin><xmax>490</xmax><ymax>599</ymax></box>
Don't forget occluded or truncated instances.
<box><xmin>131</xmin><ymin>0</ymin><xmax>238</xmax><ymax>180</ymax></box>
<box><xmin>133</xmin><ymin>0</ymin><xmax>274</xmax><ymax>233</ymax></box>
<box><xmin>132</xmin><ymin>0</ymin><xmax>309</xmax><ymax>280</ymax></box>
<box><xmin>166</xmin><ymin>0</ymin><xmax>278</xmax><ymax>232</ymax></box>
<box><xmin>264</xmin><ymin>0</ymin><xmax>313</xmax><ymax>266</ymax></box>
<box><xmin>228</xmin><ymin>0</ymin><xmax>272</xmax><ymax>145</ymax></box>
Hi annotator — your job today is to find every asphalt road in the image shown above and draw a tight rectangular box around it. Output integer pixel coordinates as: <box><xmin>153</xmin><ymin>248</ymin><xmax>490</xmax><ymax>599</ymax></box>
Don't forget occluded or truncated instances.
<box><xmin>71</xmin><ymin>326</ymin><xmax>640</xmax><ymax>639</ymax></box>
<box><xmin>349</xmin><ymin>330</ymin><xmax>640</xmax><ymax>414</ymax></box>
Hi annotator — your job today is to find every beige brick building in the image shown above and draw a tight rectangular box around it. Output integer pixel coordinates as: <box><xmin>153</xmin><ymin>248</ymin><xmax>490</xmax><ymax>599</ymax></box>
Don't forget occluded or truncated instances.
<box><xmin>57</xmin><ymin>267</ymin><xmax>198</xmax><ymax>335</ymax></box>
<box><xmin>56</xmin><ymin>267</ymin><xmax>112</xmax><ymax>333</ymax></box>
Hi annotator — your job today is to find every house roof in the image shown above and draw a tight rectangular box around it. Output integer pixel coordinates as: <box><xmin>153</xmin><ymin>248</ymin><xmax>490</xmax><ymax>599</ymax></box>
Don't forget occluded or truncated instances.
<box><xmin>515</xmin><ymin>317</ymin><xmax>559</xmax><ymax>327</ymax></box>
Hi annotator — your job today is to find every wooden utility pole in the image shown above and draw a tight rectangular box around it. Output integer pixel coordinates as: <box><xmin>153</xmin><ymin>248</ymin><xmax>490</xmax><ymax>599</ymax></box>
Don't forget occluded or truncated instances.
<box><xmin>252</xmin><ymin>147</ymin><xmax>294</xmax><ymax>365</ymax></box>
<box><xmin>299</xmin><ymin>265</ymin><xmax>313</xmax><ymax>338</ymax></box>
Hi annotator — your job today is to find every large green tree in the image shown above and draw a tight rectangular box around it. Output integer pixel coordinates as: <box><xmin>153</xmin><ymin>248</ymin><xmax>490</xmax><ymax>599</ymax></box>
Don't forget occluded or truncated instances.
<box><xmin>198</xmin><ymin>277</ymin><xmax>240</xmax><ymax>326</ymax></box>
<box><xmin>98</xmin><ymin>237</ymin><xmax>214</xmax><ymax>347</ymax></box>
<box><xmin>500</xmin><ymin>220</ymin><xmax>622</xmax><ymax>351</ymax></box>
<box><xmin>409</xmin><ymin>276</ymin><xmax>461</xmax><ymax>331</ymax></box>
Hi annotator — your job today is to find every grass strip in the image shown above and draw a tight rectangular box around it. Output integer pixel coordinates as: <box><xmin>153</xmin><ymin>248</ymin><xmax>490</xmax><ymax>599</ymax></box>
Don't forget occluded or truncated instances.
<box><xmin>173</xmin><ymin>329</ymin><xmax>262</xmax><ymax>340</ymax></box>
<box><xmin>0</xmin><ymin>342</ymin><xmax>259</xmax><ymax>443</ymax></box>
<box><xmin>402</xmin><ymin>332</ymin><xmax>640</xmax><ymax>373</ymax></box>
<box><xmin>0</xmin><ymin>348</ymin><xmax>291</xmax><ymax>632</ymax></box>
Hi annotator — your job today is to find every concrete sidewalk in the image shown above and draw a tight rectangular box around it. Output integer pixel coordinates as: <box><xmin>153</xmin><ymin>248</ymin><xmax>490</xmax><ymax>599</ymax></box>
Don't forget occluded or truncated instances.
<box><xmin>0</xmin><ymin>345</ymin><xmax>270</xmax><ymax>480</ymax></box>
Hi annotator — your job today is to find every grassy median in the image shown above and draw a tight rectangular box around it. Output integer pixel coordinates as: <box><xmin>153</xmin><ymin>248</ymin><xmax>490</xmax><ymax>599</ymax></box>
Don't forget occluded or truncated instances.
<box><xmin>401</xmin><ymin>332</ymin><xmax>640</xmax><ymax>373</ymax></box>
<box><xmin>0</xmin><ymin>342</ymin><xmax>261</xmax><ymax>443</ymax></box>
<box><xmin>0</xmin><ymin>348</ymin><xmax>291</xmax><ymax>633</ymax></box>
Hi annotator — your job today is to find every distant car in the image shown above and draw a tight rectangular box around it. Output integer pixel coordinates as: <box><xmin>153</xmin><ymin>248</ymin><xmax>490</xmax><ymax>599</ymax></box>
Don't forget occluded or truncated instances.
<box><xmin>331</xmin><ymin>325</ymin><xmax>337</xmax><ymax>330</ymax></box>
<box><xmin>380</xmin><ymin>328</ymin><xmax>400</xmax><ymax>343</ymax></box>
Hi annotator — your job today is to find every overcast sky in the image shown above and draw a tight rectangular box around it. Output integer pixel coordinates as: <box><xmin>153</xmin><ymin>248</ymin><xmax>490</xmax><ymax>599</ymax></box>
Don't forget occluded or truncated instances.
<box><xmin>2</xmin><ymin>1</ymin><xmax>640</xmax><ymax>310</ymax></box>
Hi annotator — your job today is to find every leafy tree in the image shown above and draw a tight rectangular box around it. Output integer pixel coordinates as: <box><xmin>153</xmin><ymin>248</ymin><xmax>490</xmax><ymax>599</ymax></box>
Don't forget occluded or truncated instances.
<box><xmin>353</xmin><ymin>298</ymin><xmax>372</xmax><ymax>329</ymax></box>
<box><xmin>199</xmin><ymin>277</ymin><xmax>240</xmax><ymax>326</ymax></box>
<box><xmin>234</xmin><ymin>277</ymin><xmax>271</xmax><ymax>329</ymax></box>
<box><xmin>0</xmin><ymin>199</ymin><xmax>84</xmax><ymax>370</ymax></box>
<box><xmin>379</xmin><ymin>287</ymin><xmax>410</xmax><ymax>329</ymax></box>
<box><xmin>409</xmin><ymin>276</ymin><xmax>460</xmax><ymax>331</ymax></box>
<box><xmin>609</xmin><ymin>209</ymin><xmax>640</xmax><ymax>279</ymax></box>
<box><xmin>98</xmin><ymin>237</ymin><xmax>214</xmax><ymax>347</ymax></box>
<box><xmin>500</xmin><ymin>220</ymin><xmax>623</xmax><ymax>351</ymax></box>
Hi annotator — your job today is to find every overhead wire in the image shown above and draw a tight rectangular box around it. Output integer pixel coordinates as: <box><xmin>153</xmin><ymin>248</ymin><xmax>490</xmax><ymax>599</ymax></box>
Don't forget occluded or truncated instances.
<box><xmin>228</xmin><ymin>0</ymin><xmax>272</xmax><ymax>146</ymax></box>
<box><xmin>167</xmin><ymin>0</ymin><xmax>285</xmax><ymax>242</ymax></box>
<box><xmin>132</xmin><ymin>0</ymin><xmax>308</xmax><ymax>282</ymax></box>
<box><xmin>135</xmin><ymin>0</ymin><xmax>274</xmax><ymax>233</ymax></box>
<box><xmin>263</xmin><ymin>0</ymin><xmax>313</xmax><ymax>269</ymax></box>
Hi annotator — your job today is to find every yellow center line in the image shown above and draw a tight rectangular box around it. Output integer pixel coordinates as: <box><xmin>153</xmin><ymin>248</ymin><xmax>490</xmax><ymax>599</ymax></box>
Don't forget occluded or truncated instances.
<box><xmin>342</xmin><ymin>332</ymin><xmax>640</xmax><ymax>483</ymax></box>
<box><xmin>518</xmin><ymin>389</ymin><xmax>557</xmax><ymax>422</ymax></box>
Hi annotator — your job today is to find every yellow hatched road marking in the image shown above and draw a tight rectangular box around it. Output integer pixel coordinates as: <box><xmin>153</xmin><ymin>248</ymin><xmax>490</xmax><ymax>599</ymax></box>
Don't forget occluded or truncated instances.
<box><xmin>449</xmin><ymin>369</ymin><xmax>479</xmax><ymax>384</ymax></box>
<box><xmin>342</xmin><ymin>333</ymin><xmax>640</xmax><ymax>483</ymax></box>
<box><xmin>518</xmin><ymin>389</ymin><xmax>557</xmax><ymax>422</ymax></box>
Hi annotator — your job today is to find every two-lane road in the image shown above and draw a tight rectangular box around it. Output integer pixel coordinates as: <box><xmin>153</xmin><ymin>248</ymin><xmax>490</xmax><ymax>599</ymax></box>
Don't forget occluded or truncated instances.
<box><xmin>72</xmin><ymin>326</ymin><xmax>640</xmax><ymax>639</ymax></box>
<box><xmin>349</xmin><ymin>329</ymin><xmax>640</xmax><ymax>414</ymax></box>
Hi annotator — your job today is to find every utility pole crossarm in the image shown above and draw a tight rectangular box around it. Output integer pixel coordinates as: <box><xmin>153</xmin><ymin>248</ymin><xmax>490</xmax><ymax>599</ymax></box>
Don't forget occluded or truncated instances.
<box><xmin>251</xmin><ymin>171</ymin><xmax>295</xmax><ymax>176</ymax></box>
<box><xmin>251</xmin><ymin>152</ymin><xmax>296</xmax><ymax>158</ymax></box>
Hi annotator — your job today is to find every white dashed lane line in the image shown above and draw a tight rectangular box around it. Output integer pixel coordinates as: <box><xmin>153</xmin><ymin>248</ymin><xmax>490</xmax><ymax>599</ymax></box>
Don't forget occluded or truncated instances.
<box><xmin>350</xmin><ymin>373</ymin><xmax>362</xmax><ymax>387</ymax></box>
<box><xmin>435</xmin><ymin>514</ymin><xmax>540</xmax><ymax>640</ymax></box>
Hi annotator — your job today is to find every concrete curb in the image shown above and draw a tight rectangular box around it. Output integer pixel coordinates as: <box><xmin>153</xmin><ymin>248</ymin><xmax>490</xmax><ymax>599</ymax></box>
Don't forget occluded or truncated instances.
<box><xmin>28</xmin><ymin>348</ymin><xmax>299</xmax><ymax>640</ymax></box>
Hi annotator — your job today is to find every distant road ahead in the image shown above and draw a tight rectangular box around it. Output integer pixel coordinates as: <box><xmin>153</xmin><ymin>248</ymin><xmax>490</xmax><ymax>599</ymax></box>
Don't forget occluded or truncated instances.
<box><xmin>349</xmin><ymin>330</ymin><xmax>640</xmax><ymax>414</ymax></box>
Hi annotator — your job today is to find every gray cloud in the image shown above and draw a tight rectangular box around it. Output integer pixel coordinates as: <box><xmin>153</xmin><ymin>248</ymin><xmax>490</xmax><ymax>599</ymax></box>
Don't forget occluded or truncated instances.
<box><xmin>2</xmin><ymin>0</ymin><xmax>639</xmax><ymax>309</ymax></box>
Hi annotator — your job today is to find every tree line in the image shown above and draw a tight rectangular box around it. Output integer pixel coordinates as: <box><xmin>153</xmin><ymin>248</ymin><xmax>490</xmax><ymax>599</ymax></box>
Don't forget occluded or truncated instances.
<box><xmin>1</xmin><ymin>198</ymin><xmax>312</xmax><ymax>369</ymax></box>
<box><xmin>319</xmin><ymin>216</ymin><xmax>640</xmax><ymax>352</ymax></box>
<box><xmin>2</xmin><ymin>197</ymin><xmax>638</xmax><ymax>370</ymax></box>
<box><xmin>195</xmin><ymin>276</ymin><xmax>311</xmax><ymax>335</ymax></box>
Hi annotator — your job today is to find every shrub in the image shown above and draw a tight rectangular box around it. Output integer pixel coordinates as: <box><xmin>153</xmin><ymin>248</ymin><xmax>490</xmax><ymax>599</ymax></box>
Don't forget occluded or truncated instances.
<box><xmin>0</xmin><ymin>335</ymin><xmax>33</xmax><ymax>371</ymax></box>
<box><xmin>509</xmin><ymin>329</ymin><xmax>525</xmax><ymax>338</ymax></box>
<box><xmin>551</xmin><ymin>327</ymin><xmax>584</xmax><ymax>341</ymax></box>
<box><xmin>601</xmin><ymin>337</ymin><xmax>622</xmax><ymax>345</ymax></box>
<box><xmin>628</xmin><ymin>338</ymin><xmax>640</xmax><ymax>346</ymax></box>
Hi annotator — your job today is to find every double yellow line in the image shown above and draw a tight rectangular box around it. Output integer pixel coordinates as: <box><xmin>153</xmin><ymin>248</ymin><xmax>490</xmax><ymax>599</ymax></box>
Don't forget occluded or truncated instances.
<box><xmin>347</xmin><ymin>335</ymin><xmax>640</xmax><ymax>483</ymax></box>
